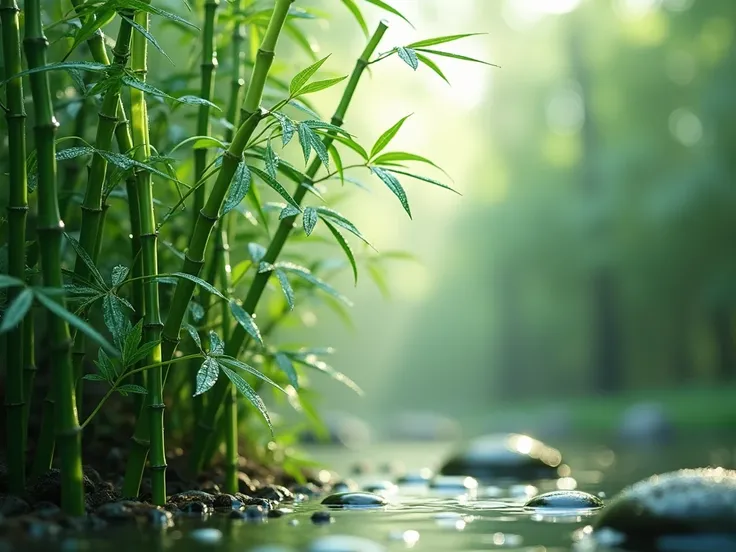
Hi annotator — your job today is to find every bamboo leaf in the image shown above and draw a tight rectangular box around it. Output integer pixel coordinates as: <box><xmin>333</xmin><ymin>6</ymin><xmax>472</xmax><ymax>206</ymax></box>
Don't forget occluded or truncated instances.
<box><xmin>340</xmin><ymin>0</ymin><xmax>368</xmax><ymax>36</ymax></box>
<box><xmin>415</xmin><ymin>52</ymin><xmax>450</xmax><ymax>84</ymax></box>
<box><xmin>64</xmin><ymin>232</ymin><xmax>107</xmax><ymax>290</ymax></box>
<box><xmin>209</xmin><ymin>331</ymin><xmax>225</xmax><ymax>356</ymax></box>
<box><xmin>229</xmin><ymin>300</ymin><xmax>263</xmax><ymax>346</ymax></box>
<box><xmin>94</xmin><ymin>348</ymin><xmax>115</xmax><ymax>382</ymax></box>
<box><xmin>275</xmin><ymin>269</ymin><xmax>294</xmax><ymax>310</ymax></box>
<box><xmin>216</xmin><ymin>356</ymin><xmax>284</xmax><ymax>392</ymax></box>
<box><xmin>309</xmin><ymin>128</ymin><xmax>329</xmax><ymax>169</ymax></box>
<box><xmin>249</xmin><ymin>166</ymin><xmax>301</xmax><ymax>210</ymax></box>
<box><xmin>371</xmin><ymin>166</ymin><xmax>411</xmax><ymax>218</ymax></box>
<box><xmin>111</xmin><ymin>265</ymin><xmax>129</xmax><ymax>287</ymax></box>
<box><xmin>272</xmin><ymin>112</ymin><xmax>296</xmax><ymax>146</ymax></box>
<box><xmin>315</xmin><ymin>207</ymin><xmax>371</xmax><ymax>246</ymax></box>
<box><xmin>35</xmin><ymin>291</ymin><xmax>118</xmax><ymax>357</ymax></box>
<box><xmin>328</xmin><ymin>143</ymin><xmax>344</xmax><ymax>184</ymax></box>
<box><xmin>407</xmin><ymin>33</ymin><xmax>485</xmax><ymax>49</ymax></box>
<box><xmin>122</xmin><ymin>14</ymin><xmax>173</xmax><ymax>65</ymax></box>
<box><xmin>127</xmin><ymin>340</ymin><xmax>160</xmax><ymax>366</ymax></box>
<box><xmin>370</xmin><ymin>114</ymin><xmax>411</xmax><ymax>159</ymax></box>
<box><xmin>289</xmin><ymin>54</ymin><xmax>330</xmax><ymax>96</ymax></box>
<box><xmin>292</xmin><ymin>355</ymin><xmax>364</xmax><ymax>396</ymax></box>
<box><xmin>122</xmin><ymin>319</ymin><xmax>143</xmax><ymax>365</ymax></box>
<box><xmin>57</xmin><ymin>146</ymin><xmax>95</xmax><ymax>161</ymax></box>
<box><xmin>103</xmin><ymin>294</ymin><xmax>128</xmax><ymax>349</ymax></box>
<box><xmin>331</xmin><ymin>133</ymin><xmax>369</xmax><ymax>160</ymax></box>
<box><xmin>297</xmin><ymin>123</ymin><xmax>312</xmax><ymax>165</ymax></box>
<box><xmin>372</xmin><ymin>151</ymin><xmax>448</xmax><ymax>175</ymax></box>
<box><xmin>248</xmin><ymin>242</ymin><xmax>267</xmax><ymax>263</ymax></box>
<box><xmin>322</xmin><ymin>219</ymin><xmax>358</xmax><ymax>284</ymax></box>
<box><xmin>0</xmin><ymin>275</ymin><xmax>25</xmax><ymax>289</ymax></box>
<box><xmin>220</xmin><ymin>366</ymin><xmax>273</xmax><ymax>435</ymax></box>
<box><xmin>222</xmin><ymin>162</ymin><xmax>252</xmax><ymax>215</ymax></box>
<box><xmin>414</xmin><ymin>47</ymin><xmax>499</xmax><ymax>67</ymax></box>
<box><xmin>265</xmin><ymin>142</ymin><xmax>279</xmax><ymax>179</ymax></box>
<box><xmin>117</xmin><ymin>384</ymin><xmax>148</xmax><ymax>394</ymax></box>
<box><xmin>275</xmin><ymin>352</ymin><xmax>299</xmax><ymax>389</ymax></box>
<box><xmin>397</xmin><ymin>47</ymin><xmax>419</xmax><ymax>70</ymax></box>
<box><xmin>302</xmin><ymin>207</ymin><xmax>318</xmax><ymax>236</ymax></box>
<box><xmin>185</xmin><ymin>324</ymin><xmax>202</xmax><ymax>350</ymax></box>
<box><xmin>168</xmin><ymin>272</ymin><xmax>227</xmax><ymax>300</ymax></box>
<box><xmin>174</xmin><ymin>95</ymin><xmax>221</xmax><ymax>110</ymax></box>
<box><xmin>120</xmin><ymin>0</ymin><xmax>199</xmax><ymax>29</ymax></box>
<box><xmin>194</xmin><ymin>357</ymin><xmax>220</xmax><ymax>396</ymax></box>
<box><xmin>0</xmin><ymin>288</ymin><xmax>34</xmax><ymax>332</ymax></box>
<box><xmin>302</xmin><ymin>120</ymin><xmax>352</xmax><ymax>138</ymax></box>
<box><xmin>386</xmin><ymin>168</ymin><xmax>460</xmax><ymax>195</ymax></box>
<box><xmin>276</xmin><ymin>263</ymin><xmax>353</xmax><ymax>307</ymax></box>
<box><xmin>363</xmin><ymin>0</ymin><xmax>412</xmax><ymax>26</ymax></box>
<box><xmin>279</xmin><ymin>205</ymin><xmax>300</xmax><ymax>220</ymax></box>
<box><xmin>293</xmin><ymin>76</ymin><xmax>347</xmax><ymax>97</ymax></box>
<box><xmin>83</xmin><ymin>374</ymin><xmax>108</xmax><ymax>382</ymax></box>
<box><xmin>65</xmin><ymin>9</ymin><xmax>117</xmax><ymax>60</ymax></box>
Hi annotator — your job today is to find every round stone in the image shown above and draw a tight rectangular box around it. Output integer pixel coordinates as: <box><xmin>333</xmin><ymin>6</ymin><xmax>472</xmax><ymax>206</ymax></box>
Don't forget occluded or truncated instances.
<box><xmin>439</xmin><ymin>433</ymin><xmax>562</xmax><ymax>481</ymax></box>
<box><xmin>524</xmin><ymin>490</ymin><xmax>603</xmax><ymax>511</ymax></box>
<box><xmin>591</xmin><ymin>468</ymin><xmax>736</xmax><ymax>549</ymax></box>
<box><xmin>310</xmin><ymin>511</ymin><xmax>334</xmax><ymax>524</ymax></box>
<box><xmin>321</xmin><ymin>492</ymin><xmax>388</xmax><ymax>509</ymax></box>
<box><xmin>361</xmin><ymin>481</ymin><xmax>398</xmax><ymax>496</ymax></box>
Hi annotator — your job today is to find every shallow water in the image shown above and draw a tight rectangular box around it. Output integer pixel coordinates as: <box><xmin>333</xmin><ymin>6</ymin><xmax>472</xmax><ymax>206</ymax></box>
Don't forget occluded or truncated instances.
<box><xmin>12</xmin><ymin>433</ymin><xmax>736</xmax><ymax>551</ymax></box>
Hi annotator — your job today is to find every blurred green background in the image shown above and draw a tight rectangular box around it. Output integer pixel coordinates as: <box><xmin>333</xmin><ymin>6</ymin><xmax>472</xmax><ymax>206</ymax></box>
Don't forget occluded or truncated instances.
<box><xmin>278</xmin><ymin>0</ymin><xmax>736</xmax><ymax>438</ymax></box>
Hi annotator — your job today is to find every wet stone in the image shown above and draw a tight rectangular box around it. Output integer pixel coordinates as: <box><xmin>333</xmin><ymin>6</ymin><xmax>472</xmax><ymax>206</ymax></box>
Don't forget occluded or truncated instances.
<box><xmin>229</xmin><ymin>504</ymin><xmax>269</xmax><ymax>522</ymax></box>
<box><xmin>85</xmin><ymin>488</ymin><xmax>119</xmax><ymax>510</ymax></box>
<box><xmin>82</xmin><ymin>466</ymin><xmax>104</xmax><ymax>488</ymax></box>
<box><xmin>145</xmin><ymin>508</ymin><xmax>173</xmax><ymax>529</ymax></box>
<box><xmin>178</xmin><ymin>501</ymin><xmax>212</xmax><ymax>516</ymax></box>
<box><xmin>213</xmin><ymin>493</ymin><xmax>243</xmax><ymax>511</ymax></box>
<box><xmin>524</xmin><ymin>490</ymin><xmax>603</xmax><ymax>511</ymax></box>
<box><xmin>330</xmin><ymin>480</ymin><xmax>359</xmax><ymax>493</ymax></box>
<box><xmin>440</xmin><ymin>433</ymin><xmax>562</xmax><ymax>482</ymax></box>
<box><xmin>240</xmin><ymin>496</ymin><xmax>275</xmax><ymax>510</ymax></box>
<box><xmin>238</xmin><ymin>472</ymin><xmax>257</xmax><ymax>495</ymax></box>
<box><xmin>95</xmin><ymin>501</ymin><xmax>139</xmax><ymax>522</ymax></box>
<box><xmin>255</xmin><ymin>484</ymin><xmax>294</xmax><ymax>503</ymax></box>
<box><xmin>0</xmin><ymin>495</ymin><xmax>30</xmax><ymax>517</ymax></box>
<box><xmin>169</xmin><ymin>490</ymin><xmax>216</xmax><ymax>507</ymax></box>
<box><xmin>592</xmin><ymin>468</ymin><xmax>736</xmax><ymax>550</ymax></box>
<box><xmin>27</xmin><ymin>469</ymin><xmax>96</xmax><ymax>506</ymax></box>
<box><xmin>321</xmin><ymin>492</ymin><xmax>388</xmax><ymax>509</ymax></box>
<box><xmin>268</xmin><ymin>507</ymin><xmax>292</xmax><ymax>518</ymax></box>
<box><xmin>310</xmin><ymin>511</ymin><xmax>334</xmax><ymax>525</ymax></box>
<box><xmin>290</xmin><ymin>483</ymin><xmax>321</xmax><ymax>498</ymax></box>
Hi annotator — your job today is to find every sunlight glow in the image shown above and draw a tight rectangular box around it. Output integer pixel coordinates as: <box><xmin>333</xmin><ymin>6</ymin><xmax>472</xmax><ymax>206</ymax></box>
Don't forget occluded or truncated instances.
<box><xmin>502</xmin><ymin>0</ymin><xmax>582</xmax><ymax>30</ymax></box>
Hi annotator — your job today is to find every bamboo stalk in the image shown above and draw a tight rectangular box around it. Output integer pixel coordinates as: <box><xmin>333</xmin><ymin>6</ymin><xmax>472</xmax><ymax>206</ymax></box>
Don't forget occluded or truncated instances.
<box><xmin>122</xmin><ymin>0</ymin><xmax>293</xmax><ymax>494</ymax></box>
<box><xmin>23</xmin><ymin>0</ymin><xmax>85</xmax><ymax>515</ymax></box>
<box><xmin>189</xmin><ymin>21</ymin><xmax>389</xmax><ymax>473</ymax></box>
<box><xmin>2</xmin><ymin>0</ymin><xmax>29</xmax><ymax>494</ymax></box>
<box><xmin>128</xmin><ymin>6</ymin><xmax>167</xmax><ymax>506</ymax></box>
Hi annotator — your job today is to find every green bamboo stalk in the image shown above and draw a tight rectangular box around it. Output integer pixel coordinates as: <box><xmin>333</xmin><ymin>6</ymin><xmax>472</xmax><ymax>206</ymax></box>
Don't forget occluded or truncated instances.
<box><xmin>23</xmin><ymin>0</ymin><xmax>85</xmax><ymax>515</ymax></box>
<box><xmin>122</xmin><ymin>0</ymin><xmax>293</xmax><ymax>494</ymax></box>
<box><xmin>71</xmin><ymin>16</ymin><xmax>134</xmax><ymax>410</ymax></box>
<box><xmin>128</xmin><ymin>6</ymin><xmax>167</xmax><ymax>506</ymax></box>
<box><xmin>225</xmin><ymin>0</ymin><xmax>247</xmax><ymax>141</ymax></box>
<box><xmin>189</xmin><ymin>21</ymin><xmax>389</xmax><ymax>473</ymax></box>
<box><xmin>59</xmin><ymin>92</ymin><xmax>92</xmax><ymax>222</ymax></box>
<box><xmin>2</xmin><ymin>0</ymin><xmax>29</xmax><ymax>494</ymax></box>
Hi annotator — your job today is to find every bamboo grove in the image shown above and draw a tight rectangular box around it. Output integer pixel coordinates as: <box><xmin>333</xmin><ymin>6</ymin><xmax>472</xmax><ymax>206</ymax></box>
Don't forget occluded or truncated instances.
<box><xmin>0</xmin><ymin>0</ymin><xmax>492</xmax><ymax>514</ymax></box>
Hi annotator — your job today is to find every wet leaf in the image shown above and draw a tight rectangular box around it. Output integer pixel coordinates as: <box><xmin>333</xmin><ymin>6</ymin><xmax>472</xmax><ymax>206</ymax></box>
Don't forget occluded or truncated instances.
<box><xmin>222</xmin><ymin>162</ymin><xmax>252</xmax><ymax>215</ymax></box>
<box><xmin>370</xmin><ymin>115</ymin><xmax>411</xmax><ymax>159</ymax></box>
<box><xmin>414</xmin><ymin>47</ymin><xmax>499</xmax><ymax>67</ymax></box>
<box><xmin>103</xmin><ymin>294</ymin><xmax>128</xmax><ymax>350</ymax></box>
<box><xmin>94</xmin><ymin>348</ymin><xmax>115</xmax><ymax>381</ymax></box>
<box><xmin>323</xmin><ymin>219</ymin><xmax>358</xmax><ymax>284</ymax></box>
<box><xmin>185</xmin><ymin>324</ymin><xmax>202</xmax><ymax>350</ymax></box>
<box><xmin>275</xmin><ymin>269</ymin><xmax>294</xmax><ymax>310</ymax></box>
<box><xmin>220</xmin><ymin>366</ymin><xmax>273</xmax><ymax>435</ymax></box>
<box><xmin>371</xmin><ymin>166</ymin><xmax>411</xmax><ymax>218</ymax></box>
<box><xmin>289</xmin><ymin>55</ymin><xmax>330</xmax><ymax>96</ymax></box>
<box><xmin>229</xmin><ymin>300</ymin><xmax>263</xmax><ymax>346</ymax></box>
<box><xmin>397</xmin><ymin>47</ymin><xmax>419</xmax><ymax>70</ymax></box>
<box><xmin>407</xmin><ymin>33</ymin><xmax>485</xmax><ymax>49</ymax></box>
<box><xmin>0</xmin><ymin>288</ymin><xmax>34</xmax><ymax>332</ymax></box>
<box><xmin>209</xmin><ymin>331</ymin><xmax>225</xmax><ymax>356</ymax></box>
<box><xmin>111</xmin><ymin>265</ymin><xmax>129</xmax><ymax>287</ymax></box>
<box><xmin>293</xmin><ymin>76</ymin><xmax>347</xmax><ymax>97</ymax></box>
<box><xmin>64</xmin><ymin>233</ymin><xmax>107</xmax><ymax>290</ymax></box>
<box><xmin>265</xmin><ymin>142</ymin><xmax>279</xmax><ymax>179</ymax></box>
<box><xmin>302</xmin><ymin>207</ymin><xmax>318</xmax><ymax>236</ymax></box>
<box><xmin>117</xmin><ymin>384</ymin><xmax>148</xmax><ymax>394</ymax></box>
<box><xmin>194</xmin><ymin>357</ymin><xmax>220</xmax><ymax>396</ymax></box>
<box><xmin>249</xmin><ymin>166</ymin><xmax>300</xmax><ymax>210</ymax></box>
<box><xmin>275</xmin><ymin>352</ymin><xmax>299</xmax><ymax>389</ymax></box>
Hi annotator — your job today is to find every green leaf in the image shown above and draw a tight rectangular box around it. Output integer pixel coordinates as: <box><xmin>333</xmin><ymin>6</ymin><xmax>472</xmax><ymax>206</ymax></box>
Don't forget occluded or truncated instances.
<box><xmin>275</xmin><ymin>352</ymin><xmax>299</xmax><ymax>389</ymax></box>
<box><xmin>289</xmin><ymin>55</ymin><xmax>330</xmax><ymax>96</ymax></box>
<box><xmin>64</xmin><ymin>232</ymin><xmax>107</xmax><ymax>290</ymax></box>
<box><xmin>397</xmin><ymin>47</ymin><xmax>419</xmax><ymax>70</ymax></box>
<box><xmin>277</xmin><ymin>263</ymin><xmax>353</xmax><ymax>307</ymax></box>
<box><xmin>35</xmin><ymin>291</ymin><xmax>118</xmax><ymax>357</ymax></box>
<box><xmin>57</xmin><ymin>146</ymin><xmax>95</xmax><ymax>162</ymax></box>
<box><xmin>302</xmin><ymin>207</ymin><xmax>318</xmax><ymax>236</ymax></box>
<box><xmin>265</xmin><ymin>142</ymin><xmax>279</xmax><ymax>179</ymax></box>
<box><xmin>169</xmin><ymin>272</ymin><xmax>227</xmax><ymax>300</ymax></box>
<box><xmin>372</xmin><ymin>151</ymin><xmax>448</xmax><ymax>175</ymax></box>
<box><xmin>386</xmin><ymin>168</ymin><xmax>460</xmax><ymax>195</ymax></box>
<box><xmin>367</xmin><ymin>263</ymin><xmax>390</xmax><ymax>299</ymax></box>
<box><xmin>275</xmin><ymin>269</ymin><xmax>294</xmax><ymax>310</ymax></box>
<box><xmin>371</xmin><ymin>166</ymin><xmax>411</xmax><ymax>218</ymax></box>
<box><xmin>127</xmin><ymin>340</ymin><xmax>159</xmax><ymax>366</ymax></box>
<box><xmin>185</xmin><ymin>324</ymin><xmax>202</xmax><ymax>350</ymax></box>
<box><xmin>222</xmin><ymin>162</ymin><xmax>252</xmax><ymax>215</ymax></box>
<box><xmin>371</xmin><ymin>114</ymin><xmax>411</xmax><ymax>159</ymax></box>
<box><xmin>83</xmin><ymin>374</ymin><xmax>108</xmax><ymax>382</ymax></box>
<box><xmin>217</xmin><ymin>356</ymin><xmax>285</xmax><ymax>392</ymax></box>
<box><xmin>209</xmin><ymin>331</ymin><xmax>225</xmax><ymax>356</ymax></box>
<box><xmin>249</xmin><ymin>166</ymin><xmax>300</xmax><ymax>210</ymax></box>
<box><xmin>328</xmin><ymin>143</ymin><xmax>344</xmax><ymax>184</ymax></box>
<box><xmin>0</xmin><ymin>275</ymin><xmax>25</xmax><ymax>289</ymax></box>
<box><xmin>122</xmin><ymin>0</ymin><xmax>199</xmax><ymax>30</ymax></box>
<box><xmin>407</xmin><ymin>33</ymin><xmax>485</xmax><ymax>49</ymax></box>
<box><xmin>415</xmin><ymin>52</ymin><xmax>450</xmax><ymax>84</ymax></box>
<box><xmin>194</xmin><ymin>357</ymin><xmax>220</xmax><ymax>396</ymax></box>
<box><xmin>192</xmin><ymin>137</ymin><xmax>227</xmax><ymax>150</ymax></box>
<box><xmin>302</xmin><ymin>120</ymin><xmax>352</xmax><ymax>138</ymax></box>
<box><xmin>247</xmin><ymin>181</ymin><xmax>269</xmax><ymax>230</ymax></box>
<box><xmin>220</xmin><ymin>366</ymin><xmax>273</xmax><ymax>434</ymax></box>
<box><xmin>309</xmin><ymin>129</ymin><xmax>329</xmax><ymax>169</ymax></box>
<box><xmin>122</xmin><ymin>319</ymin><xmax>143</xmax><ymax>365</ymax></box>
<box><xmin>323</xmin><ymin>219</ymin><xmax>358</xmax><ymax>284</ymax></box>
<box><xmin>363</xmin><ymin>0</ymin><xmax>412</xmax><ymax>26</ymax></box>
<box><xmin>293</xmin><ymin>76</ymin><xmax>347</xmax><ymax>97</ymax></box>
<box><xmin>65</xmin><ymin>9</ymin><xmax>117</xmax><ymax>60</ymax></box>
<box><xmin>340</xmin><ymin>0</ymin><xmax>368</xmax><ymax>36</ymax></box>
<box><xmin>272</xmin><ymin>112</ymin><xmax>296</xmax><ymax>146</ymax></box>
<box><xmin>94</xmin><ymin>348</ymin><xmax>115</xmax><ymax>382</ymax></box>
<box><xmin>117</xmin><ymin>384</ymin><xmax>148</xmax><ymax>394</ymax></box>
<box><xmin>122</xmin><ymin>14</ymin><xmax>173</xmax><ymax>65</ymax></box>
<box><xmin>315</xmin><ymin>207</ymin><xmax>371</xmax><ymax>246</ymax></box>
<box><xmin>280</xmin><ymin>205</ymin><xmax>301</xmax><ymax>220</ymax></box>
<box><xmin>174</xmin><ymin>95</ymin><xmax>221</xmax><ymax>110</ymax></box>
<box><xmin>331</xmin><ymin>133</ymin><xmax>369</xmax><ymax>160</ymax></box>
<box><xmin>297</xmin><ymin>123</ymin><xmax>312</xmax><ymax>165</ymax></box>
<box><xmin>103</xmin><ymin>294</ymin><xmax>128</xmax><ymax>350</ymax></box>
<box><xmin>292</xmin><ymin>355</ymin><xmax>364</xmax><ymax>396</ymax></box>
<box><xmin>111</xmin><ymin>265</ymin><xmax>129</xmax><ymax>287</ymax></box>
<box><xmin>414</xmin><ymin>47</ymin><xmax>499</xmax><ymax>67</ymax></box>
<box><xmin>229</xmin><ymin>301</ymin><xmax>263</xmax><ymax>346</ymax></box>
<box><xmin>189</xmin><ymin>301</ymin><xmax>205</xmax><ymax>322</ymax></box>
<box><xmin>248</xmin><ymin>242</ymin><xmax>267</xmax><ymax>263</ymax></box>
<box><xmin>0</xmin><ymin>288</ymin><xmax>34</xmax><ymax>332</ymax></box>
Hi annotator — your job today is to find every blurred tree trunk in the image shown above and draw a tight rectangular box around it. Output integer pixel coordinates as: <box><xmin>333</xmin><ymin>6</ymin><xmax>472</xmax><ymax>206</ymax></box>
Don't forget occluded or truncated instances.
<box><xmin>569</xmin><ymin>19</ymin><xmax>623</xmax><ymax>395</ymax></box>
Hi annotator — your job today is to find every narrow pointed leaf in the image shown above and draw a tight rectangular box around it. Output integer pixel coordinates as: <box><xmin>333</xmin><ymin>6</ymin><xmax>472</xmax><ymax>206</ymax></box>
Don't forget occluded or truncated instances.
<box><xmin>302</xmin><ymin>120</ymin><xmax>352</xmax><ymax>138</ymax></box>
<box><xmin>217</xmin><ymin>356</ymin><xmax>284</xmax><ymax>392</ymax></box>
<box><xmin>293</xmin><ymin>356</ymin><xmax>364</xmax><ymax>396</ymax></box>
<box><xmin>103</xmin><ymin>294</ymin><xmax>128</xmax><ymax>349</ymax></box>
<box><xmin>415</xmin><ymin>52</ymin><xmax>450</xmax><ymax>84</ymax></box>
<box><xmin>364</xmin><ymin>0</ymin><xmax>412</xmax><ymax>26</ymax></box>
<box><xmin>220</xmin><ymin>366</ymin><xmax>273</xmax><ymax>434</ymax></box>
<box><xmin>65</xmin><ymin>232</ymin><xmax>107</xmax><ymax>290</ymax></box>
<box><xmin>249</xmin><ymin>166</ymin><xmax>300</xmax><ymax>210</ymax></box>
<box><xmin>0</xmin><ymin>275</ymin><xmax>25</xmax><ymax>289</ymax></box>
<box><xmin>122</xmin><ymin>319</ymin><xmax>143</xmax><ymax>364</ymax></box>
<box><xmin>289</xmin><ymin>55</ymin><xmax>330</xmax><ymax>96</ymax></box>
<box><xmin>371</xmin><ymin>115</ymin><xmax>411</xmax><ymax>159</ymax></box>
<box><xmin>185</xmin><ymin>324</ymin><xmax>202</xmax><ymax>350</ymax></box>
<box><xmin>293</xmin><ymin>76</ymin><xmax>347</xmax><ymax>97</ymax></box>
<box><xmin>0</xmin><ymin>61</ymin><xmax>107</xmax><ymax>88</ymax></box>
<box><xmin>275</xmin><ymin>269</ymin><xmax>294</xmax><ymax>310</ymax></box>
<box><xmin>0</xmin><ymin>288</ymin><xmax>34</xmax><ymax>332</ymax></box>
<box><xmin>386</xmin><ymin>168</ymin><xmax>460</xmax><ymax>194</ymax></box>
<box><xmin>407</xmin><ymin>33</ymin><xmax>485</xmax><ymax>49</ymax></box>
<box><xmin>277</xmin><ymin>263</ymin><xmax>353</xmax><ymax>307</ymax></box>
<box><xmin>280</xmin><ymin>205</ymin><xmax>300</xmax><ymax>220</ymax></box>
<box><xmin>328</xmin><ymin>143</ymin><xmax>344</xmax><ymax>184</ymax></box>
<box><xmin>95</xmin><ymin>348</ymin><xmax>115</xmax><ymax>381</ymax></box>
<box><xmin>309</xmin><ymin>130</ymin><xmax>329</xmax><ymax>169</ymax></box>
<box><xmin>372</xmin><ymin>151</ymin><xmax>449</xmax><ymax>175</ymax></box>
<box><xmin>340</xmin><ymin>0</ymin><xmax>368</xmax><ymax>36</ymax></box>
<box><xmin>315</xmin><ymin>207</ymin><xmax>371</xmax><ymax>246</ymax></box>
<box><xmin>122</xmin><ymin>15</ymin><xmax>174</xmax><ymax>65</ymax></box>
<box><xmin>323</xmin><ymin>219</ymin><xmax>358</xmax><ymax>284</ymax></box>
<box><xmin>117</xmin><ymin>384</ymin><xmax>148</xmax><ymax>394</ymax></box>
<box><xmin>83</xmin><ymin>374</ymin><xmax>108</xmax><ymax>382</ymax></box>
<box><xmin>194</xmin><ymin>357</ymin><xmax>220</xmax><ymax>396</ymax></box>
<box><xmin>331</xmin><ymin>133</ymin><xmax>369</xmax><ymax>160</ymax></box>
<box><xmin>275</xmin><ymin>352</ymin><xmax>299</xmax><ymax>389</ymax></box>
<box><xmin>222</xmin><ymin>162</ymin><xmax>252</xmax><ymax>215</ymax></box>
<box><xmin>111</xmin><ymin>265</ymin><xmax>129</xmax><ymax>287</ymax></box>
<box><xmin>302</xmin><ymin>207</ymin><xmax>318</xmax><ymax>236</ymax></box>
<box><xmin>414</xmin><ymin>48</ymin><xmax>500</xmax><ymax>67</ymax></box>
<box><xmin>229</xmin><ymin>301</ymin><xmax>263</xmax><ymax>346</ymax></box>
<box><xmin>35</xmin><ymin>291</ymin><xmax>118</xmax><ymax>356</ymax></box>
<box><xmin>169</xmin><ymin>272</ymin><xmax>227</xmax><ymax>300</ymax></box>
<box><xmin>397</xmin><ymin>47</ymin><xmax>419</xmax><ymax>70</ymax></box>
<box><xmin>272</xmin><ymin>112</ymin><xmax>295</xmax><ymax>146</ymax></box>
<box><xmin>297</xmin><ymin>124</ymin><xmax>312</xmax><ymax>165</ymax></box>
<box><xmin>265</xmin><ymin>142</ymin><xmax>279</xmax><ymax>179</ymax></box>
<box><xmin>209</xmin><ymin>331</ymin><xmax>225</xmax><ymax>355</ymax></box>
<box><xmin>371</xmin><ymin>166</ymin><xmax>411</xmax><ymax>218</ymax></box>
<box><xmin>127</xmin><ymin>341</ymin><xmax>160</xmax><ymax>366</ymax></box>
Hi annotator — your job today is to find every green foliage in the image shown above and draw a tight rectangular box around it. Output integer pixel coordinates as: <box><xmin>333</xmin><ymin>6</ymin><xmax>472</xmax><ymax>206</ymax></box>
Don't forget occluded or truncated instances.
<box><xmin>0</xmin><ymin>0</ymin><xmax>491</xmax><ymax>508</ymax></box>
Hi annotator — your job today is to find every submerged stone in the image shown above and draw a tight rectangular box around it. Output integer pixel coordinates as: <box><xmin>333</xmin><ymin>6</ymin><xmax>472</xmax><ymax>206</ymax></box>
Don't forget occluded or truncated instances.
<box><xmin>524</xmin><ymin>490</ymin><xmax>603</xmax><ymax>511</ymax></box>
<box><xmin>591</xmin><ymin>468</ymin><xmax>736</xmax><ymax>550</ymax></box>
<box><xmin>213</xmin><ymin>493</ymin><xmax>243</xmax><ymax>511</ymax></box>
<box><xmin>178</xmin><ymin>501</ymin><xmax>212</xmax><ymax>516</ymax></box>
<box><xmin>255</xmin><ymin>484</ymin><xmax>294</xmax><ymax>503</ymax></box>
<box><xmin>439</xmin><ymin>433</ymin><xmax>562</xmax><ymax>481</ymax></box>
<box><xmin>169</xmin><ymin>490</ymin><xmax>216</xmax><ymax>507</ymax></box>
<box><xmin>310</xmin><ymin>511</ymin><xmax>334</xmax><ymax>524</ymax></box>
<box><xmin>308</xmin><ymin>535</ymin><xmax>386</xmax><ymax>552</ymax></box>
<box><xmin>0</xmin><ymin>495</ymin><xmax>30</xmax><ymax>517</ymax></box>
<box><xmin>321</xmin><ymin>492</ymin><xmax>388</xmax><ymax>508</ymax></box>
